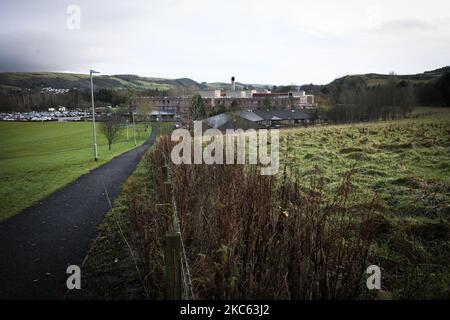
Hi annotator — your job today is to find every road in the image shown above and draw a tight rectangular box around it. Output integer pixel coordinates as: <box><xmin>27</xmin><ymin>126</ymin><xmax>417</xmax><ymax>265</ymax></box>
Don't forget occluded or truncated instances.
<box><xmin>0</xmin><ymin>127</ymin><xmax>157</xmax><ymax>299</ymax></box>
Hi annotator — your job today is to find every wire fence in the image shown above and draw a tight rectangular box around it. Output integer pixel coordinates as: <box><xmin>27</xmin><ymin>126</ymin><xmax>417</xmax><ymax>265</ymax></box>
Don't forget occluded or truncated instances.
<box><xmin>99</xmin><ymin>152</ymin><xmax>194</xmax><ymax>300</ymax></box>
<box><xmin>164</xmin><ymin>158</ymin><xmax>196</xmax><ymax>300</ymax></box>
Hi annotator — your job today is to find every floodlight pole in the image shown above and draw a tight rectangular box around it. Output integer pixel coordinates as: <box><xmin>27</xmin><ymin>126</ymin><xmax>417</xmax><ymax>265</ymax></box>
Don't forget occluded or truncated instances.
<box><xmin>90</xmin><ymin>69</ymin><xmax>100</xmax><ymax>161</ymax></box>
<box><xmin>126</xmin><ymin>120</ymin><xmax>129</xmax><ymax>141</ymax></box>
<box><xmin>132</xmin><ymin>111</ymin><xmax>137</xmax><ymax>146</ymax></box>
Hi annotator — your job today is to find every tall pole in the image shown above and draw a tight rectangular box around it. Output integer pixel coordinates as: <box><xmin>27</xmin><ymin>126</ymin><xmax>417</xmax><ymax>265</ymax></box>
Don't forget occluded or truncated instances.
<box><xmin>127</xmin><ymin>86</ymin><xmax>137</xmax><ymax>146</ymax></box>
<box><xmin>90</xmin><ymin>70</ymin><xmax>100</xmax><ymax>161</ymax></box>
<box><xmin>132</xmin><ymin>111</ymin><xmax>137</xmax><ymax>146</ymax></box>
<box><xmin>126</xmin><ymin>120</ymin><xmax>129</xmax><ymax>141</ymax></box>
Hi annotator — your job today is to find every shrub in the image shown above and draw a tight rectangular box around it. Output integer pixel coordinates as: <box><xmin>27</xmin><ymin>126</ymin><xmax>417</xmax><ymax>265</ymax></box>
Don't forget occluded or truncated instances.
<box><xmin>127</xmin><ymin>136</ymin><xmax>378</xmax><ymax>299</ymax></box>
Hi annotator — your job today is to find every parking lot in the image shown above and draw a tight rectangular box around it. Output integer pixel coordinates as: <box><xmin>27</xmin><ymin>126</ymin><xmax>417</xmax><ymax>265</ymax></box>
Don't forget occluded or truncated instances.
<box><xmin>0</xmin><ymin>110</ymin><xmax>90</xmax><ymax>122</ymax></box>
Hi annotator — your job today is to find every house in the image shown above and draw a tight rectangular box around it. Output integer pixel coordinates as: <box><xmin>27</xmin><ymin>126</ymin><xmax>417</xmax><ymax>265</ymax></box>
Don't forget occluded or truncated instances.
<box><xmin>149</xmin><ymin>109</ymin><xmax>177</xmax><ymax>121</ymax></box>
<box><xmin>203</xmin><ymin>109</ymin><xmax>311</xmax><ymax>131</ymax></box>
<box><xmin>238</xmin><ymin>109</ymin><xmax>311</xmax><ymax>127</ymax></box>
<box><xmin>203</xmin><ymin>113</ymin><xmax>262</xmax><ymax>131</ymax></box>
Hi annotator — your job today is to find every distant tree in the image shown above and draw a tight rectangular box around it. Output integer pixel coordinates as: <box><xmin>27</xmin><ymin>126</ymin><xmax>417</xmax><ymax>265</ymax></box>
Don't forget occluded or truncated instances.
<box><xmin>95</xmin><ymin>89</ymin><xmax>126</xmax><ymax>106</ymax></box>
<box><xmin>208</xmin><ymin>104</ymin><xmax>227</xmax><ymax>117</ymax></box>
<box><xmin>436</xmin><ymin>72</ymin><xmax>450</xmax><ymax>106</ymax></box>
<box><xmin>189</xmin><ymin>94</ymin><xmax>206</xmax><ymax>120</ymax></box>
<box><xmin>230</xmin><ymin>100</ymin><xmax>239</xmax><ymax>111</ymax></box>
<box><xmin>287</xmin><ymin>96</ymin><xmax>295</xmax><ymax>109</ymax></box>
<box><xmin>100</xmin><ymin>113</ymin><xmax>122</xmax><ymax>150</ymax></box>
<box><xmin>272</xmin><ymin>85</ymin><xmax>293</xmax><ymax>93</ymax></box>
<box><xmin>136</xmin><ymin>102</ymin><xmax>153</xmax><ymax>131</ymax></box>
<box><xmin>125</xmin><ymin>86</ymin><xmax>135</xmax><ymax>110</ymax></box>
<box><xmin>308</xmin><ymin>106</ymin><xmax>322</xmax><ymax>123</ymax></box>
<box><xmin>135</xmin><ymin>100</ymin><xmax>153</xmax><ymax>131</ymax></box>
<box><xmin>261</xmin><ymin>97</ymin><xmax>272</xmax><ymax>109</ymax></box>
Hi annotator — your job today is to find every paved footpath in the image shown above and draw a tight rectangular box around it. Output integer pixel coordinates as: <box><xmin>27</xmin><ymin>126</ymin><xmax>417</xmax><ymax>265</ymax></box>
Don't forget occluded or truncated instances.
<box><xmin>0</xmin><ymin>127</ymin><xmax>157</xmax><ymax>299</ymax></box>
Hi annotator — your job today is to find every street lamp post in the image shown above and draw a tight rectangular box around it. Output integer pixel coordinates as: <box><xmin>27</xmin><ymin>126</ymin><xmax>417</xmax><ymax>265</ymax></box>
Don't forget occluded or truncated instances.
<box><xmin>90</xmin><ymin>69</ymin><xmax>100</xmax><ymax>161</ymax></box>
<box><xmin>132</xmin><ymin>111</ymin><xmax>137</xmax><ymax>146</ymax></box>
<box><xmin>126</xmin><ymin>119</ymin><xmax>129</xmax><ymax>141</ymax></box>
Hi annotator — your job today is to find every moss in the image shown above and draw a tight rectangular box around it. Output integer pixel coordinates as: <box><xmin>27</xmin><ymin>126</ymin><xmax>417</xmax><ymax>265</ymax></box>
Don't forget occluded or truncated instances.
<box><xmin>346</xmin><ymin>151</ymin><xmax>371</xmax><ymax>160</ymax></box>
<box><xmin>406</xmin><ymin>221</ymin><xmax>450</xmax><ymax>241</ymax></box>
<box><xmin>339</xmin><ymin>146</ymin><xmax>365</xmax><ymax>154</ymax></box>
<box><xmin>372</xmin><ymin>213</ymin><xmax>394</xmax><ymax>237</ymax></box>
<box><xmin>378</xmin><ymin>142</ymin><xmax>413</xmax><ymax>150</ymax></box>
<box><xmin>391</xmin><ymin>177</ymin><xmax>423</xmax><ymax>188</ymax></box>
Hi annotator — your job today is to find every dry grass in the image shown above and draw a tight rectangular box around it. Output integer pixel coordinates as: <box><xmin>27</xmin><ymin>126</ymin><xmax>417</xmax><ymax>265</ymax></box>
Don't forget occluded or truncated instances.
<box><xmin>126</xmin><ymin>136</ymin><xmax>379</xmax><ymax>299</ymax></box>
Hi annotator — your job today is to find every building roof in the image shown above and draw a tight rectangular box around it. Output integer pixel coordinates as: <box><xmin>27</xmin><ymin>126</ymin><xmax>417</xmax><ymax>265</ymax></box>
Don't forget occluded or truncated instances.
<box><xmin>203</xmin><ymin>109</ymin><xmax>310</xmax><ymax>131</ymax></box>
<box><xmin>237</xmin><ymin>111</ymin><xmax>264</xmax><ymax>122</ymax></box>
<box><xmin>252</xmin><ymin>92</ymin><xmax>290</xmax><ymax>97</ymax></box>
<box><xmin>204</xmin><ymin>113</ymin><xmax>230</xmax><ymax>129</ymax></box>
<box><xmin>239</xmin><ymin>109</ymin><xmax>311</xmax><ymax>122</ymax></box>
<box><xmin>203</xmin><ymin>113</ymin><xmax>262</xmax><ymax>131</ymax></box>
<box><xmin>150</xmin><ymin>109</ymin><xmax>176</xmax><ymax>116</ymax></box>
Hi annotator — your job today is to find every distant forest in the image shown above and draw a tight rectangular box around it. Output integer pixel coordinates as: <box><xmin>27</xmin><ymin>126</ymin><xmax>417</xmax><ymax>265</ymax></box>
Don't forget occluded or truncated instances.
<box><xmin>0</xmin><ymin>88</ymin><xmax>169</xmax><ymax>112</ymax></box>
<box><xmin>307</xmin><ymin>72</ymin><xmax>450</xmax><ymax>123</ymax></box>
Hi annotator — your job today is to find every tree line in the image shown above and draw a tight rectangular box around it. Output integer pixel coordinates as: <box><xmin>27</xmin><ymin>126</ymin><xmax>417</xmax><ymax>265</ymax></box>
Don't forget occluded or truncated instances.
<box><xmin>313</xmin><ymin>72</ymin><xmax>450</xmax><ymax>124</ymax></box>
<box><xmin>0</xmin><ymin>87</ymin><xmax>172</xmax><ymax>112</ymax></box>
<box><xmin>0</xmin><ymin>89</ymin><xmax>81</xmax><ymax>112</ymax></box>
<box><xmin>415</xmin><ymin>72</ymin><xmax>450</xmax><ymax>106</ymax></box>
<box><xmin>322</xmin><ymin>79</ymin><xmax>415</xmax><ymax>123</ymax></box>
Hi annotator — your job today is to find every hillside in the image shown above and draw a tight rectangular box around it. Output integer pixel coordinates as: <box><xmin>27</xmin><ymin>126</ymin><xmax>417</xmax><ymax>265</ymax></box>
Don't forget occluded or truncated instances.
<box><xmin>0</xmin><ymin>72</ymin><xmax>207</xmax><ymax>92</ymax></box>
<box><xmin>1</xmin><ymin>66</ymin><xmax>448</xmax><ymax>95</ymax></box>
<box><xmin>326</xmin><ymin>66</ymin><xmax>450</xmax><ymax>91</ymax></box>
<box><xmin>0</xmin><ymin>71</ymin><xmax>279</xmax><ymax>94</ymax></box>
<box><xmin>0</xmin><ymin>72</ymin><xmax>272</xmax><ymax>93</ymax></box>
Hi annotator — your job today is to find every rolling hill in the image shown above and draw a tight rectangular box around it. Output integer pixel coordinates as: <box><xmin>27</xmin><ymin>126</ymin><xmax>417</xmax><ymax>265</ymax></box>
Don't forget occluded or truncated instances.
<box><xmin>0</xmin><ymin>72</ymin><xmax>207</xmax><ymax>92</ymax></box>
<box><xmin>0</xmin><ymin>66</ymin><xmax>449</xmax><ymax>94</ymax></box>
<box><xmin>324</xmin><ymin>66</ymin><xmax>450</xmax><ymax>91</ymax></box>
<box><xmin>0</xmin><ymin>71</ymin><xmax>273</xmax><ymax>93</ymax></box>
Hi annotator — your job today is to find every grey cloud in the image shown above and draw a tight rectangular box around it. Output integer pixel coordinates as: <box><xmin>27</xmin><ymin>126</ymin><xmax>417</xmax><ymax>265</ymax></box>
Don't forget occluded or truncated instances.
<box><xmin>0</xmin><ymin>29</ymin><xmax>127</xmax><ymax>72</ymax></box>
<box><xmin>379</xmin><ymin>18</ymin><xmax>435</xmax><ymax>33</ymax></box>
<box><xmin>0</xmin><ymin>0</ymin><xmax>449</xmax><ymax>84</ymax></box>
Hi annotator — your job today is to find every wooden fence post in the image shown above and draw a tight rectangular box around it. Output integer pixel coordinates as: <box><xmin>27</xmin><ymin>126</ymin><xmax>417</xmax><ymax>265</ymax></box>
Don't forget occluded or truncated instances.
<box><xmin>165</xmin><ymin>231</ymin><xmax>182</xmax><ymax>299</ymax></box>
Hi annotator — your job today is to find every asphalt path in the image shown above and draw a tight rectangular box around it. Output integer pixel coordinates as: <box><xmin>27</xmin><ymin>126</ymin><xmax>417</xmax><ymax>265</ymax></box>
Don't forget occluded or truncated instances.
<box><xmin>0</xmin><ymin>127</ymin><xmax>157</xmax><ymax>299</ymax></box>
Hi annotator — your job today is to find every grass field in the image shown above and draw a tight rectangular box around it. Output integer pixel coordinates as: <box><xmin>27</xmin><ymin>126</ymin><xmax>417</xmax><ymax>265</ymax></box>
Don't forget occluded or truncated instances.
<box><xmin>0</xmin><ymin>121</ymin><xmax>152</xmax><ymax>221</ymax></box>
<box><xmin>280</xmin><ymin>111</ymin><xmax>450</xmax><ymax>204</ymax></box>
<box><xmin>279</xmin><ymin>110</ymin><xmax>450</xmax><ymax>298</ymax></box>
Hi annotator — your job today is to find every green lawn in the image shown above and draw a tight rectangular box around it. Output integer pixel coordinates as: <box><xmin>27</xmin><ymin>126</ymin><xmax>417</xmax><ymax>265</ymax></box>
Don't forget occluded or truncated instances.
<box><xmin>280</xmin><ymin>112</ymin><xmax>450</xmax><ymax>206</ymax></box>
<box><xmin>0</xmin><ymin>121</ymin><xmax>151</xmax><ymax>221</ymax></box>
<box><xmin>280</xmin><ymin>110</ymin><xmax>450</xmax><ymax>298</ymax></box>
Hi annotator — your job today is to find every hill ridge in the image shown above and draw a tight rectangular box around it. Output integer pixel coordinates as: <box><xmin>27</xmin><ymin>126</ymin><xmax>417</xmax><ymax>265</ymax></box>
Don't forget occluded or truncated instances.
<box><xmin>0</xmin><ymin>66</ymin><xmax>449</xmax><ymax>92</ymax></box>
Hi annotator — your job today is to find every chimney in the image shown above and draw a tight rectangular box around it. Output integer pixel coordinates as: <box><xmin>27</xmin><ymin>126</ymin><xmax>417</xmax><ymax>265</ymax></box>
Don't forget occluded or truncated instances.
<box><xmin>231</xmin><ymin>76</ymin><xmax>236</xmax><ymax>91</ymax></box>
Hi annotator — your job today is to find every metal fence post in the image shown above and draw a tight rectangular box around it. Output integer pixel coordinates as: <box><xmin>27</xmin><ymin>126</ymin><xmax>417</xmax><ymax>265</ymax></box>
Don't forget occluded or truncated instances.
<box><xmin>165</xmin><ymin>231</ymin><xmax>182</xmax><ymax>299</ymax></box>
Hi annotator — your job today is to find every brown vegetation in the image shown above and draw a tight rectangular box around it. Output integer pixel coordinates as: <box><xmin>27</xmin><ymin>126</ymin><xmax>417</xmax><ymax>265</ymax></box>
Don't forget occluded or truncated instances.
<box><xmin>125</xmin><ymin>136</ymin><xmax>379</xmax><ymax>299</ymax></box>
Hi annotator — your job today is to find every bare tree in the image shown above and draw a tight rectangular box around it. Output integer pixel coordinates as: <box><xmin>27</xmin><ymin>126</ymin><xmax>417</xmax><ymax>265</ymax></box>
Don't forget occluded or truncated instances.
<box><xmin>100</xmin><ymin>113</ymin><xmax>121</xmax><ymax>150</ymax></box>
<box><xmin>189</xmin><ymin>94</ymin><xmax>206</xmax><ymax>120</ymax></box>
<box><xmin>135</xmin><ymin>100</ymin><xmax>153</xmax><ymax>131</ymax></box>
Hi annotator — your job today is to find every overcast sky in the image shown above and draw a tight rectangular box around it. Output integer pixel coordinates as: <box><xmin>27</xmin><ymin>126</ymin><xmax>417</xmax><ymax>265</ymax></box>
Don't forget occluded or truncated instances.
<box><xmin>0</xmin><ymin>0</ymin><xmax>449</xmax><ymax>85</ymax></box>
